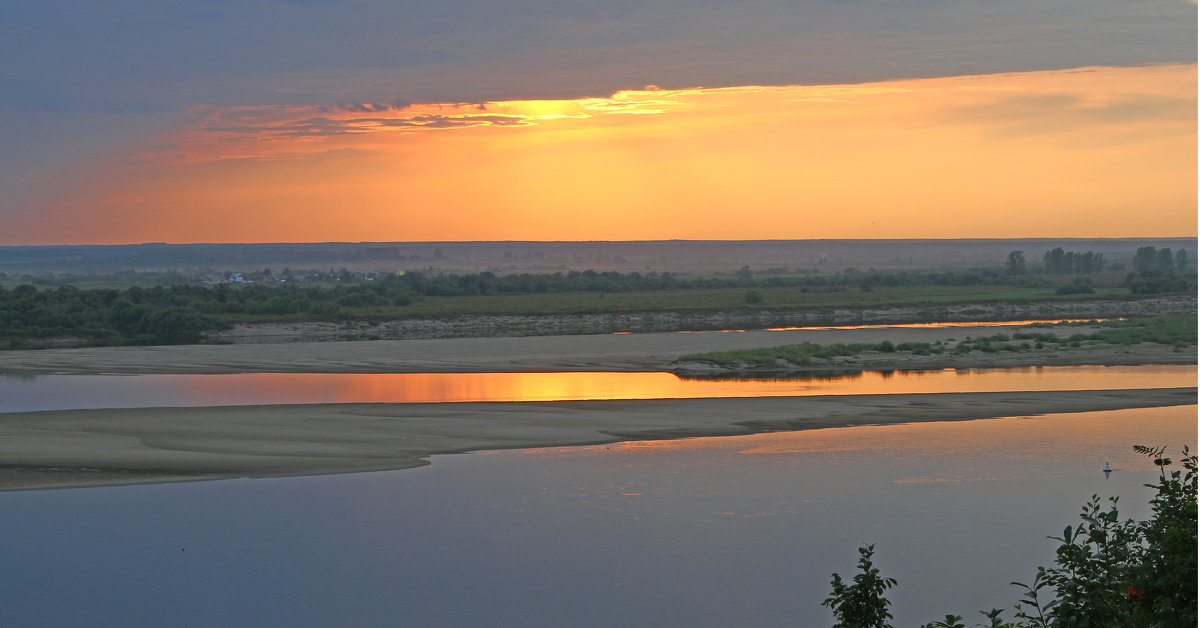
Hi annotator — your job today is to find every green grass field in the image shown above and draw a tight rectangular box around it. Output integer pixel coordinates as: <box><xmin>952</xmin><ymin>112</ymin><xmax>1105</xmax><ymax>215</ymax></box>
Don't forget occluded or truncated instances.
<box><xmin>220</xmin><ymin>283</ymin><xmax>1134</xmax><ymax>323</ymax></box>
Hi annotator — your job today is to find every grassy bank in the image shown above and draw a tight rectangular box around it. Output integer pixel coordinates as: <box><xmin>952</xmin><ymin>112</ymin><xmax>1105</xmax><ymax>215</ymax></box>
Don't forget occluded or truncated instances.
<box><xmin>1</xmin><ymin>263</ymin><xmax>1194</xmax><ymax>348</ymax></box>
<box><xmin>334</xmin><ymin>284</ymin><xmax>1125</xmax><ymax>321</ymax></box>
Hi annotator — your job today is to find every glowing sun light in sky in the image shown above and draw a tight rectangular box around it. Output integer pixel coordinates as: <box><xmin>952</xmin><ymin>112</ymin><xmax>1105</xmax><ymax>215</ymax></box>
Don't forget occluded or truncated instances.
<box><xmin>10</xmin><ymin>63</ymin><xmax>1195</xmax><ymax>245</ymax></box>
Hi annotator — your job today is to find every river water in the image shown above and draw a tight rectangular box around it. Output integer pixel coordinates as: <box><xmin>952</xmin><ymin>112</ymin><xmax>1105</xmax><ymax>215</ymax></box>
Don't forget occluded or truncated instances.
<box><xmin>0</xmin><ymin>403</ymin><xmax>1195</xmax><ymax>624</ymax></box>
<box><xmin>0</xmin><ymin>360</ymin><xmax>1195</xmax><ymax>626</ymax></box>
<box><xmin>1</xmin><ymin>364</ymin><xmax>1194</xmax><ymax>413</ymax></box>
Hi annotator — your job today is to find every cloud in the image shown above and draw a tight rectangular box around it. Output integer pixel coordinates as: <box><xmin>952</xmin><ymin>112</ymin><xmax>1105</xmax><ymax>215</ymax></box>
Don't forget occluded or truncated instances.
<box><xmin>11</xmin><ymin>64</ymin><xmax>1184</xmax><ymax>245</ymax></box>
<box><xmin>270</xmin><ymin>113</ymin><xmax>529</xmax><ymax>137</ymax></box>
<box><xmin>317</xmin><ymin>101</ymin><xmax>413</xmax><ymax>113</ymax></box>
<box><xmin>130</xmin><ymin>101</ymin><xmax>560</xmax><ymax>166</ymax></box>
<box><xmin>0</xmin><ymin>78</ymin><xmax>167</xmax><ymax>114</ymax></box>
<box><xmin>100</xmin><ymin>63</ymin><xmax>1190</xmax><ymax>175</ymax></box>
<box><xmin>3</xmin><ymin>0</ymin><xmax>1195</xmax><ymax>116</ymax></box>
<box><xmin>179</xmin><ymin>92</ymin><xmax>692</xmax><ymax>153</ymax></box>
<box><xmin>931</xmin><ymin>65</ymin><xmax>1197</xmax><ymax>144</ymax></box>
<box><xmin>0</xmin><ymin>78</ymin><xmax>82</xmax><ymax>113</ymax></box>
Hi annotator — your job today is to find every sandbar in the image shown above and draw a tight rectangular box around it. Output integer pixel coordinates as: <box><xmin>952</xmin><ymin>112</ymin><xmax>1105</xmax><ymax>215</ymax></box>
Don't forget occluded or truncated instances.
<box><xmin>0</xmin><ymin>323</ymin><xmax>1193</xmax><ymax>375</ymax></box>
<box><xmin>1</xmin><ymin>388</ymin><xmax>1194</xmax><ymax>491</ymax></box>
<box><xmin>1</xmin><ymin>324</ymin><xmax>1195</xmax><ymax>491</ymax></box>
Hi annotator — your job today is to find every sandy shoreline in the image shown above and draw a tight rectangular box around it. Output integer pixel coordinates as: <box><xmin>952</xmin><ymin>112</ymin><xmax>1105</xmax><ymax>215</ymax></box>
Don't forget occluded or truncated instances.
<box><xmin>1</xmin><ymin>387</ymin><xmax>1194</xmax><ymax>492</ymax></box>
<box><xmin>2</xmin><ymin>323</ymin><xmax>1195</xmax><ymax>492</ymax></box>
<box><xmin>0</xmin><ymin>322</ymin><xmax>1195</xmax><ymax>375</ymax></box>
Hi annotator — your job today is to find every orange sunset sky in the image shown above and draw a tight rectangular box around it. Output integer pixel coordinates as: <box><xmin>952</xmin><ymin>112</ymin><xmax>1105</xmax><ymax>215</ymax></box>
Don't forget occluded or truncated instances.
<box><xmin>2</xmin><ymin>1</ymin><xmax>1196</xmax><ymax>244</ymax></box>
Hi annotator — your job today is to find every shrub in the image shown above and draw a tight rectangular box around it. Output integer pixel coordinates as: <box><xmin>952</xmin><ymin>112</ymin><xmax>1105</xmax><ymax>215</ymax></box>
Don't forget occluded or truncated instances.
<box><xmin>308</xmin><ymin>302</ymin><xmax>340</xmax><ymax>317</ymax></box>
<box><xmin>335</xmin><ymin>292</ymin><xmax>388</xmax><ymax>308</ymax></box>
<box><xmin>1055</xmin><ymin>277</ymin><xmax>1095</xmax><ymax>295</ymax></box>
<box><xmin>825</xmin><ymin>445</ymin><xmax>1198</xmax><ymax>627</ymax></box>
<box><xmin>1005</xmin><ymin>445</ymin><xmax>1197</xmax><ymax>627</ymax></box>
<box><xmin>823</xmin><ymin>544</ymin><xmax>897</xmax><ymax>628</ymax></box>
<box><xmin>144</xmin><ymin>306</ymin><xmax>228</xmax><ymax>344</ymax></box>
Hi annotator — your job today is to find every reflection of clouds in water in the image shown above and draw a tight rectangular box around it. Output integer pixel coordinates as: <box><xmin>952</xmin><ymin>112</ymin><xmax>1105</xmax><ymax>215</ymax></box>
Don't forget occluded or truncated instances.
<box><xmin>613</xmin><ymin>439</ymin><xmax>719</xmax><ymax>453</ymax></box>
<box><xmin>729</xmin><ymin>407</ymin><xmax>1196</xmax><ymax>475</ymax></box>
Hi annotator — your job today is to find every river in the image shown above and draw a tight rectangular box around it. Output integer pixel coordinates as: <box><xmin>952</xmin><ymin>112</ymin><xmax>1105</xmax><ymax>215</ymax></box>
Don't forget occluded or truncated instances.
<box><xmin>1</xmin><ymin>364</ymin><xmax>1194</xmax><ymax>413</ymax></box>
<box><xmin>0</xmin><ymin>403</ymin><xmax>1193</xmax><ymax>626</ymax></box>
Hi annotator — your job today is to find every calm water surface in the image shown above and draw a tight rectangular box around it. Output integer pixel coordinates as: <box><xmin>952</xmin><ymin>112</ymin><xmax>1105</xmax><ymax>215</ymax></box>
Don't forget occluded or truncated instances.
<box><xmin>762</xmin><ymin>318</ymin><xmax>1105</xmax><ymax>332</ymax></box>
<box><xmin>0</xmin><ymin>404</ymin><xmax>1194</xmax><ymax>627</ymax></box>
<box><xmin>655</xmin><ymin>318</ymin><xmax>1107</xmax><ymax>334</ymax></box>
<box><xmin>1</xmin><ymin>364</ymin><xmax>1194</xmax><ymax>412</ymax></box>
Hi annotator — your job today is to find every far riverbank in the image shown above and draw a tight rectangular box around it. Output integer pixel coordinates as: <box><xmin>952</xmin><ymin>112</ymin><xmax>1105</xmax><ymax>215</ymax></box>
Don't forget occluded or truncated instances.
<box><xmin>207</xmin><ymin>295</ymin><xmax>1196</xmax><ymax>344</ymax></box>
<box><xmin>0</xmin><ymin>319</ymin><xmax>1192</xmax><ymax>375</ymax></box>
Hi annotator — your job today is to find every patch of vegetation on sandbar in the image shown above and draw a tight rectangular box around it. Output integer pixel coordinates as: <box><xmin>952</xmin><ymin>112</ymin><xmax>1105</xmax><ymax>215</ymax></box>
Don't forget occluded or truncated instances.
<box><xmin>678</xmin><ymin>339</ymin><xmax>947</xmax><ymax>368</ymax></box>
<box><xmin>1025</xmin><ymin>314</ymin><xmax>1196</xmax><ymax>347</ymax></box>
<box><xmin>677</xmin><ymin>314</ymin><xmax>1197</xmax><ymax>368</ymax></box>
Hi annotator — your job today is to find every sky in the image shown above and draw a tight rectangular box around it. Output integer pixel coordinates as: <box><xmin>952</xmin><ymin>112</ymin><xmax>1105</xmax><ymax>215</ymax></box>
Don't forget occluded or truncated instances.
<box><xmin>2</xmin><ymin>0</ymin><xmax>1196</xmax><ymax>244</ymax></box>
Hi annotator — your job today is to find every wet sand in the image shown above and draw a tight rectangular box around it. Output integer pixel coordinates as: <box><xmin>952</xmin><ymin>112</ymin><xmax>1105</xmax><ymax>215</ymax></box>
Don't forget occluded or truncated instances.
<box><xmin>1</xmin><ymin>388</ymin><xmax>1194</xmax><ymax>492</ymax></box>
<box><xmin>1</xmin><ymin>326</ymin><xmax>1195</xmax><ymax>491</ymax></box>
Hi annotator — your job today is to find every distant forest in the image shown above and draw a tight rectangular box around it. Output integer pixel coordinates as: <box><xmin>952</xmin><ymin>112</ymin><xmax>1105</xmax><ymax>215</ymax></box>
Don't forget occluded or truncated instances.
<box><xmin>1</xmin><ymin>247</ymin><xmax>1195</xmax><ymax>347</ymax></box>
<box><xmin>1</xmin><ymin>238</ymin><xmax>1194</xmax><ymax>277</ymax></box>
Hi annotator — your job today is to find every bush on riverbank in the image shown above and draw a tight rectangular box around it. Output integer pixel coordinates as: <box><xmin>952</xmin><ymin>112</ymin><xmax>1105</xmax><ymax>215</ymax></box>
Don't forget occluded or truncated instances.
<box><xmin>825</xmin><ymin>445</ymin><xmax>1197</xmax><ymax>627</ymax></box>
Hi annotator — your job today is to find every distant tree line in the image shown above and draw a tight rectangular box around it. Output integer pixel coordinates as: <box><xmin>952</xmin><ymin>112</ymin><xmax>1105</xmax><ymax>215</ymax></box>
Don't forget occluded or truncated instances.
<box><xmin>0</xmin><ymin>255</ymin><xmax>1192</xmax><ymax>347</ymax></box>
<box><xmin>1041</xmin><ymin>247</ymin><xmax>1106</xmax><ymax>274</ymax></box>
<box><xmin>1128</xmin><ymin>246</ymin><xmax>1194</xmax><ymax>294</ymax></box>
<box><xmin>1005</xmin><ymin>248</ymin><xmax>1106</xmax><ymax>274</ymax></box>
<box><xmin>1003</xmin><ymin>246</ymin><xmax>1195</xmax><ymax>295</ymax></box>
<box><xmin>0</xmin><ymin>269</ymin><xmax>191</xmax><ymax>288</ymax></box>
<box><xmin>0</xmin><ymin>267</ymin><xmax>1043</xmax><ymax>347</ymax></box>
<box><xmin>0</xmin><ymin>284</ymin><xmax>227</xmax><ymax>346</ymax></box>
<box><xmin>1132</xmin><ymin>246</ymin><xmax>1188</xmax><ymax>274</ymax></box>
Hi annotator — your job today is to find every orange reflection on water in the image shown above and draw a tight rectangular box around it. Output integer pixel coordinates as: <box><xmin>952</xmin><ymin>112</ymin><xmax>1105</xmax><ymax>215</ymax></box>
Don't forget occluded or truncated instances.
<box><xmin>734</xmin><ymin>405</ymin><xmax>1197</xmax><ymax>474</ymax></box>
<box><xmin>170</xmin><ymin>365</ymin><xmax>1195</xmax><ymax>405</ymax></box>
<box><xmin>599</xmin><ymin>405</ymin><xmax>1197</xmax><ymax>480</ymax></box>
<box><xmin>765</xmin><ymin>319</ymin><xmax>1105</xmax><ymax>332</ymax></box>
<box><xmin>676</xmin><ymin>365</ymin><xmax>1194</xmax><ymax>398</ymax></box>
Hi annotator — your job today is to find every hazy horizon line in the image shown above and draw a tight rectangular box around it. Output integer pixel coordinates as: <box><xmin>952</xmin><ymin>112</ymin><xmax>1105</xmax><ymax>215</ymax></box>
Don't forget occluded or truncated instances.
<box><xmin>2</xmin><ymin>236</ymin><xmax>1196</xmax><ymax>249</ymax></box>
